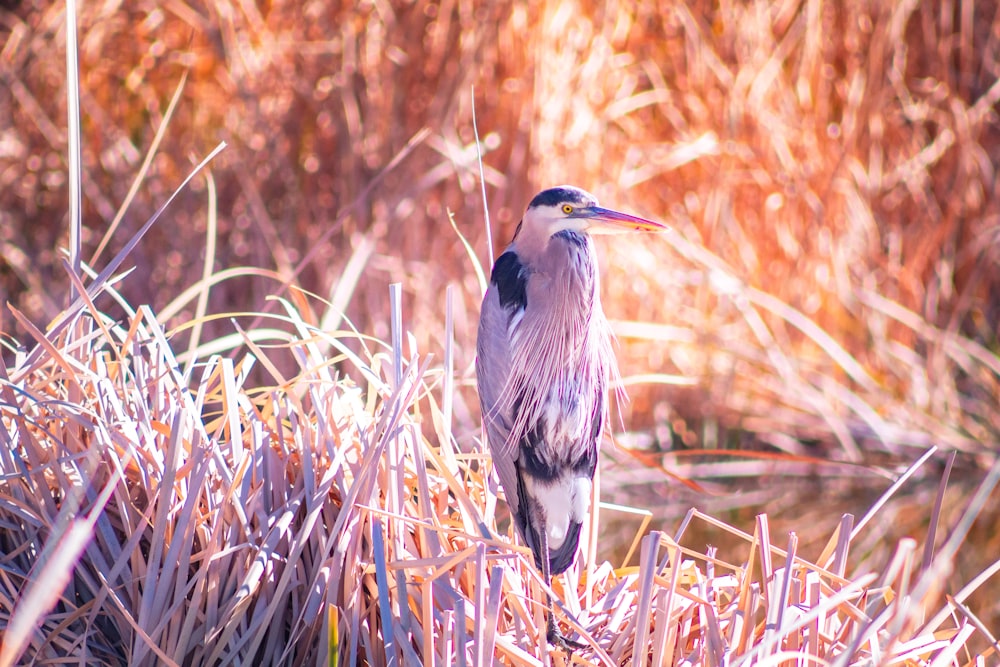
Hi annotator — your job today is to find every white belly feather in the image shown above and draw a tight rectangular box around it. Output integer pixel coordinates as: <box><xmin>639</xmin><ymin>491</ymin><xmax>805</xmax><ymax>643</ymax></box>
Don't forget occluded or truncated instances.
<box><xmin>522</xmin><ymin>474</ymin><xmax>592</xmax><ymax>549</ymax></box>
<box><xmin>543</xmin><ymin>384</ymin><xmax>587</xmax><ymax>444</ymax></box>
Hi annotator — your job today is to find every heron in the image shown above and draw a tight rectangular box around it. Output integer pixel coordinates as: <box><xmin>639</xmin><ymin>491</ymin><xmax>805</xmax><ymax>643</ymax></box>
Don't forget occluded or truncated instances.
<box><xmin>476</xmin><ymin>185</ymin><xmax>667</xmax><ymax>649</ymax></box>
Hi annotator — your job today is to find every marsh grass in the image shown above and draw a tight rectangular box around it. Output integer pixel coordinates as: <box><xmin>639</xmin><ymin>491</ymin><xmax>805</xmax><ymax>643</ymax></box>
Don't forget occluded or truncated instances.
<box><xmin>2</xmin><ymin>0</ymin><xmax>1000</xmax><ymax>664</ymax></box>
<box><xmin>2</xmin><ymin>262</ymin><xmax>999</xmax><ymax>664</ymax></box>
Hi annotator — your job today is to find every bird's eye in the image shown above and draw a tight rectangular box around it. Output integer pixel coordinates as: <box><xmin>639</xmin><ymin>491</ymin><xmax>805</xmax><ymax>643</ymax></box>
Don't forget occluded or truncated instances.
<box><xmin>562</xmin><ymin>204</ymin><xmax>574</xmax><ymax>214</ymax></box>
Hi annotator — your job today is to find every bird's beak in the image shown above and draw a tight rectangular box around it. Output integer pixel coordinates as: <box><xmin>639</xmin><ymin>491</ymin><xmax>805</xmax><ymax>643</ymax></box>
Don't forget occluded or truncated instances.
<box><xmin>577</xmin><ymin>206</ymin><xmax>669</xmax><ymax>234</ymax></box>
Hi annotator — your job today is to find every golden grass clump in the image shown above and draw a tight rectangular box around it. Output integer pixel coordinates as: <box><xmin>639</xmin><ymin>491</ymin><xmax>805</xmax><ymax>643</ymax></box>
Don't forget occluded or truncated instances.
<box><xmin>1</xmin><ymin>281</ymin><xmax>998</xmax><ymax>665</ymax></box>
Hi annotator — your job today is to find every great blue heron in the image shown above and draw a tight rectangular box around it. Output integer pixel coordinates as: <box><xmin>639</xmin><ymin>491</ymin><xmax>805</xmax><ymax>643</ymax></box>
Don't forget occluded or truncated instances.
<box><xmin>476</xmin><ymin>185</ymin><xmax>667</xmax><ymax>649</ymax></box>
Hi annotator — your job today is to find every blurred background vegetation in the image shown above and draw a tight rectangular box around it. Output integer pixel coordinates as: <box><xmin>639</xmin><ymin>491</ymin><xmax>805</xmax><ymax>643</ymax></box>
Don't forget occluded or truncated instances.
<box><xmin>2</xmin><ymin>0</ymin><xmax>999</xmax><ymax>632</ymax></box>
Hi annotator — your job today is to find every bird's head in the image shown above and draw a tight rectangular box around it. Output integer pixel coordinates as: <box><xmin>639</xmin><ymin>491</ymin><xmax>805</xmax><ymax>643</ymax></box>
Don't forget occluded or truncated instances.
<box><xmin>521</xmin><ymin>185</ymin><xmax>668</xmax><ymax>238</ymax></box>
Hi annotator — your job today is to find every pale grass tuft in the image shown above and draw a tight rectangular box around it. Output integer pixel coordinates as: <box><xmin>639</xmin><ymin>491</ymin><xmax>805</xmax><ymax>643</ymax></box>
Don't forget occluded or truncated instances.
<box><xmin>1</xmin><ymin>281</ymin><xmax>995</xmax><ymax>664</ymax></box>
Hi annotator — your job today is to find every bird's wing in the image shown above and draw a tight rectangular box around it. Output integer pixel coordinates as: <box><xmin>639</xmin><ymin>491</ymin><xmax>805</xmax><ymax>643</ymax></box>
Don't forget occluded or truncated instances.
<box><xmin>476</xmin><ymin>285</ymin><xmax>522</xmax><ymax>517</ymax></box>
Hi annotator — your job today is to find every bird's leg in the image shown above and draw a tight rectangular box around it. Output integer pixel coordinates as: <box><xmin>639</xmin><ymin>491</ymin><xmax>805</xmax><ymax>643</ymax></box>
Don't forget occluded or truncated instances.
<box><xmin>539</xmin><ymin>519</ymin><xmax>587</xmax><ymax>653</ymax></box>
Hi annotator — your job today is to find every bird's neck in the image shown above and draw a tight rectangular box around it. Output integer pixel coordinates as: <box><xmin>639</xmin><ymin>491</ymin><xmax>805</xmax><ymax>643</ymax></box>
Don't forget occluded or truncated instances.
<box><xmin>542</xmin><ymin>230</ymin><xmax>597</xmax><ymax>289</ymax></box>
<box><xmin>526</xmin><ymin>231</ymin><xmax>602</xmax><ymax>336</ymax></box>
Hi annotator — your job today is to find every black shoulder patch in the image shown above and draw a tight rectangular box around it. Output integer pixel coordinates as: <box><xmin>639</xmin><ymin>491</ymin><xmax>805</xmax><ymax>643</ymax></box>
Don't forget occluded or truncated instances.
<box><xmin>528</xmin><ymin>186</ymin><xmax>592</xmax><ymax>209</ymax></box>
<box><xmin>490</xmin><ymin>251</ymin><xmax>527</xmax><ymax>310</ymax></box>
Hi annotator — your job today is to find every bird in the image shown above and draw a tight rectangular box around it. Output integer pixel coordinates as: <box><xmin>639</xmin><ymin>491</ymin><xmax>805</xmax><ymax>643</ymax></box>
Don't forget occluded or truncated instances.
<box><xmin>475</xmin><ymin>185</ymin><xmax>668</xmax><ymax>650</ymax></box>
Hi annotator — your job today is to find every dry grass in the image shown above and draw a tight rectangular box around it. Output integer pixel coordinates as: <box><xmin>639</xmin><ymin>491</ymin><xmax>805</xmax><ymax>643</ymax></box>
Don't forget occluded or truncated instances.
<box><xmin>2</xmin><ymin>0</ymin><xmax>1000</xmax><ymax>664</ymax></box>
<box><xmin>1</xmin><ymin>275</ymin><xmax>997</xmax><ymax>665</ymax></box>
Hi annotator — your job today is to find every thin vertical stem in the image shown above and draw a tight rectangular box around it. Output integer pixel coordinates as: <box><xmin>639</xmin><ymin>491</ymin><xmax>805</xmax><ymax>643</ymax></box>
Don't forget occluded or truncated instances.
<box><xmin>471</xmin><ymin>86</ymin><xmax>494</xmax><ymax>269</ymax></box>
<box><xmin>65</xmin><ymin>0</ymin><xmax>82</xmax><ymax>299</ymax></box>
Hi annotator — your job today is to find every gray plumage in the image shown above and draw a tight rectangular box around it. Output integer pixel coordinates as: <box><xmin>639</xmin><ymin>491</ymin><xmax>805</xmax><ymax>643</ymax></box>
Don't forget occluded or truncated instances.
<box><xmin>476</xmin><ymin>185</ymin><xmax>667</xmax><ymax>648</ymax></box>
